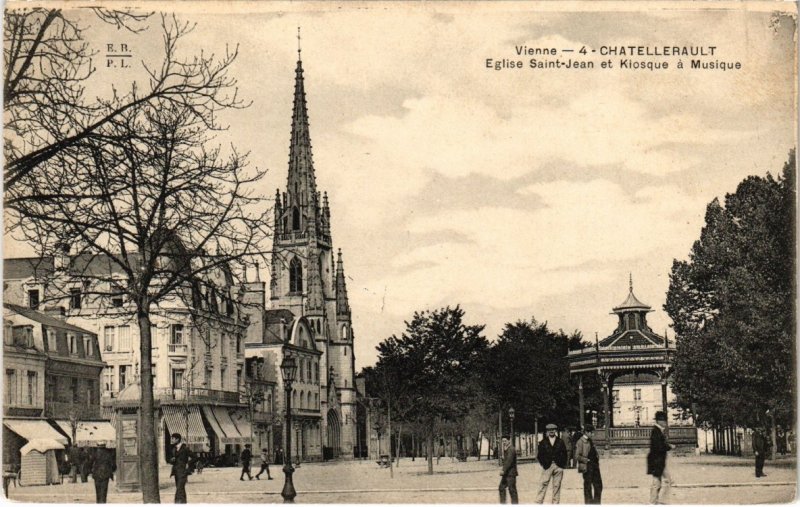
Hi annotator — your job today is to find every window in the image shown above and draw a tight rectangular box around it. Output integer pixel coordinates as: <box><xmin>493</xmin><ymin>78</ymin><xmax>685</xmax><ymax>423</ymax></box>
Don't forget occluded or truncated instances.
<box><xmin>171</xmin><ymin>324</ymin><xmax>184</xmax><ymax>345</ymax></box>
<box><xmin>13</xmin><ymin>326</ymin><xmax>33</xmax><ymax>348</ymax></box>
<box><xmin>292</xmin><ymin>207</ymin><xmax>300</xmax><ymax>231</ymax></box>
<box><xmin>171</xmin><ymin>369</ymin><xmax>184</xmax><ymax>390</ymax></box>
<box><xmin>47</xmin><ymin>329</ymin><xmax>57</xmax><ymax>351</ymax></box>
<box><xmin>69</xmin><ymin>288</ymin><xmax>82</xmax><ymax>309</ymax></box>
<box><xmin>236</xmin><ymin>335</ymin><xmax>241</xmax><ymax>354</ymax></box>
<box><xmin>118</xmin><ymin>325</ymin><xmax>131</xmax><ymax>351</ymax></box>
<box><xmin>220</xmin><ymin>333</ymin><xmax>228</xmax><ymax>359</ymax></box>
<box><xmin>299</xmin><ymin>360</ymin><xmax>304</xmax><ymax>382</ymax></box>
<box><xmin>28</xmin><ymin>289</ymin><xmax>40</xmax><ymax>309</ymax></box>
<box><xmin>68</xmin><ymin>334</ymin><xmax>77</xmax><ymax>355</ymax></box>
<box><xmin>306</xmin><ymin>360</ymin><xmax>312</xmax><ymax>382</ymax></box>
<box><xmin>25</xmin><ymin>372</ymin><xmax>39</xmax><ymax>404</ymax></box>
<box><xmin>633</xmin><ymin>388</ymin><xmax>642</xmax><ymax>402</ymax></box>
<box><xmin>315</xmin><ymin>363</ymin><xmax>319</xmax><ymax>384</ymax></box>
<box><xmin>220</xmin><ymin>367</ymin><xmax>226</xmax><ymax>389</ymax></box>
<box><xmin>71</xmin><ymin>378</ymin><xmax>79</xmax><ymax>403</ymax></box>
<box><xmin>84</xmin><ymin>336</ymin><xmax>93</xmax><ymax>357</ymax></box>
<box><xmin>111</xmin><ymin>297</ymin><xmax>124</xmax><ymax>308</ymax></box>
<box><xmin>5</xmin><ymin>369</ymin><xmax>16</xmax><ymax>405</ymax></box>
<box><xmin>151</xmin><ymin>363</ymin><xmax>157</xmax><ymax>386</ymax></box>
<box><xmin>289</xmin><ymin>257</ymin><xmax>303</xmax><ymax>293</ymax></box>
<box><xmin>204</xmin><ymin>368</ymin><xmax>212</xmax><ymax>389</ymax></box>
<box><xmin>46</xmin><ymin>376</ymin><xmax>56</xmax><ymax>404</ymax></box>
<box><xmin>103</xmin><ymin>367</ymin><xmax>115</xmax><ymax>394</ymax></box>
<box><xmin>104</xmin><ymin>326</ymin><xmax>115</xmax><ymax>351</ymax></box>
<box><xmin>344</xmin><ymin>347</ymin><xmax>347</xmax><ymax>356</ymax></box>
<box><xmin>119</xmin><ymin>365</ymin><xmax>129</xmax><ymax>389</ymax></box>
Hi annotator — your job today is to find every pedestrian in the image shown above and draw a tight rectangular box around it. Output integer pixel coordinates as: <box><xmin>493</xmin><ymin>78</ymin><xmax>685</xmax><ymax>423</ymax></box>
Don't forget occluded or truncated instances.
<box><xmin>169</xmin><ymin>433</ymin><xmax>194</xmax><ymax>504</ymax></box>
<box><xmin>437</xmin><ymin>436</ymin><xmax>445</xmax><ymax>464</ymax></box>
<box><xmin>498</xmin><ymin>434</ymin><xmax>518</xmax><ymax>504</ymax></box>
<box><xmin>647</xmin><ymin>411</ymin><xmax>673</xmax><ymax>504</ymax></box>
<box><xmin>240</xmin><ymin>444</ymin><xmax>253</xmax><ymax>480</ymax></box>
<box><xmin>255</xmin><ymin>447</ymin><xmax>274</xmax><ymax>480</ymax></box>
<box><xmin>576</xmin><ymin>425</ymin><xmax>602</xmax><ymax>504</ymax></box>
<box><xmin>274</xmin><ymin>446</ymin><xmax>284</xmax><ymax>465</ymax></box>
<box><xmin>91</xmin><ymin>443</ymin><xmax>116</xmax><ymax>503</ymax></box>
<box><xmin>68</xmin><ymin>445</ymin><xmax>80</xmax><ymax>483</ymax></box>
<box><xmin>536</xmin><ymin>423</ymin><xmax>568</xmax><ymax>504</ymax></box>
<box><xmin>752</xmin><ymin>428</ymin><xmax>768</xmax><ymax>478</ymax></box>
<box><xmin>78</xmin><ymin>447</ymin><xmax>91</xmax><ymax>482</ymax></box>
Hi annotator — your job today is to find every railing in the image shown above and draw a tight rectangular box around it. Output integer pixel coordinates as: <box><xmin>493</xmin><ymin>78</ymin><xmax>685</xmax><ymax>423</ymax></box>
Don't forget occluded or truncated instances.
<box><xmin>592</xmin><ymin>426</ymin><xmax>698</xmax><ymax>446</ymax></box>
<box><xmin>155</xmin><ymin>387</ymin><xmax>241</xmax><ymax>404</ymax></box>
<box><xmin>279</xmin><ymin>231</ymin><xmax>308</xmax><ymax>241</ymax></box>
<box><xmin>568</xmin><ymin>345</ymin><xmax>675</xmax><ymax>355</ymax></box>
<box><xmin>44</xmin><ymin>402</ymin><xmax>102</xmax><ymax>419</ymax></box>
<box><xmin>251</xmin><ymin>411</ymin><xmax>274</xmax><ymax>423</ymax></box>
<box><xmin>168</xmin><ymin>343</ymin><xmax>187</xmax><ymax>355</ymax></box>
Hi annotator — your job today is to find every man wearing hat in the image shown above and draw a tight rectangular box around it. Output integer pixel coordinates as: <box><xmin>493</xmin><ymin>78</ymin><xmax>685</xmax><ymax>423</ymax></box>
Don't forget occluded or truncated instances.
<box><xmin>647</xmin><ymin>411</ymin><xmax>673</xmax><ymax>504</ymax></box>
<box><xmin>91</xmin><ymin>442</ymin><xmax>116</xmax><ymax>503</ymax></box>
<box><xmin>498</xmin><ymin>434</ymin><xmax>518</xmax><ymax>504</ymax></box>
<box><xmin>575</xmin><ymin>425</ymin><xmax>602</xmax><ymax>504</ymax></box>
<box><xmin>536</xmin><ymin>423</ymin><xmax>568</xmax><ymax>504</ymax></box>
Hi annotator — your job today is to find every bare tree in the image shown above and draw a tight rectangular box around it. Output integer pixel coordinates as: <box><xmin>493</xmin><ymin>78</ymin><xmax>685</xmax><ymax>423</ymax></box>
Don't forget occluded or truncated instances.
<box><xmin>7</xmin><ymin>74</ymin><xmax>269</xmax><ymax>502</ymax></box>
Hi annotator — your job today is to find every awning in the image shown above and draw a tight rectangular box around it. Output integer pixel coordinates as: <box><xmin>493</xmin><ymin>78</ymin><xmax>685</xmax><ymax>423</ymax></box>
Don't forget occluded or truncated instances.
<box><xmin>4</xmin><ymin>419</ymin><xmax>68</xmax><ymax>445</ymax></box>
<box><xmin>162</xmin><ymin>406</ymin><xmax>209</xmax><ymax>448</ymax></box>
<box><xmin>229</xmin><ymin>410</ymin><xmax>252</xmax><ymax>443</ymax></box>
<box><xmin>212</xmin><ymin>407</ymin><xmax>248</xmax><ymax>444</ymax></box>
<box><xmin>201</xmin><ymin>406</ymin><xmax>231</xmax><ymax>444</ymax></box>
<box><xmin>21</xmin><ymin>438</ymin><xmax>65</xmax><ymax>456</ymax></box>
<box><xmin>54</xmin><ymin>420</ymin><xmax>116</xmax><ymax>448</ymax></box>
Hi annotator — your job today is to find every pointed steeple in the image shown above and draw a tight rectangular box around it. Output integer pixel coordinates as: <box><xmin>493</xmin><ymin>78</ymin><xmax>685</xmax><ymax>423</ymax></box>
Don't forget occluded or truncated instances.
<box><xmin>335</xmin><ymin>249</ymin><xmax>351</xmax><ymax>317</ymax></box>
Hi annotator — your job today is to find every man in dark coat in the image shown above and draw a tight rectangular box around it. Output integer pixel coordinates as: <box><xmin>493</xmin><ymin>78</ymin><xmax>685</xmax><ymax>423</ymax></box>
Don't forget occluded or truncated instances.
<box><xmin>536</xmin><ymin>423</ymin><xmax>568</xmax><ymax>503</ymax></box>
<box><xmin>647</xmin><ymin>411</ymin><xmax>673</xmax><ymax>504</ymax></box>
<box><xmin>91</xmin><ymin>443</ymin><xmax>116</xmax><ymax>503</ymax></box>
<box><xmin>240</xmin><ymin>444</ymin><xmax>253</xmax><ymax>480</ymax></box>
<box><xmin>68</xmin><ymin>445</ymin><xmax>80</xmax><ymax>483</ymax></box>
<box><xmin>575</xmin><ymin>425</ymin><xmax>602</xmax><ymax>504</ymax></box>
<box><xmin>78</xmin><ymin>447</ymin><xmax>91</xmax><ymax>482</ymax></box>
<box><xmin>752</xmin><ymin>428</ymin><xmax>768</xmax><ymax>478</ymax></box>
<box><xmin>498</xmin><ymin>434</ymin><xmax>518</xmax><ymax>504</ymax></box>
<box><xmin>169</xmin><ymin>433</ymin><xmax>195</xmax><ymax>504</ymax></box>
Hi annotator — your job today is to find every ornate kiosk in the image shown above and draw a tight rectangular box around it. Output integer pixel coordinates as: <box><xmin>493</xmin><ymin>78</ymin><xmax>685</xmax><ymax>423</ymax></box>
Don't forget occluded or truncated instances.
<box><xmin>567</xmin><ymin>280</ymin><xmax>698</xmax><ymax>449</ymax></box>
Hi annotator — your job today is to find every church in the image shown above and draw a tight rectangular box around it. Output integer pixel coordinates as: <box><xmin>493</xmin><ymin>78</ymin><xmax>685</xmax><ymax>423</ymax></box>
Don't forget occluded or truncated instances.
<box><xmin>242</xmin><ymin>47</ymin><xmax>357</xmax><ymax>461</ymax></box>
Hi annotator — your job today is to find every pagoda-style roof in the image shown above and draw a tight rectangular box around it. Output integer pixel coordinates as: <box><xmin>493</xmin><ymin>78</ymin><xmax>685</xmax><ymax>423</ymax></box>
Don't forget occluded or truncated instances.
<box><xmin>598</xmin><ymin>328</ymin><xmax>665</xmax><ymax>348</ymax></box>
<box><xmin>612</xmin><ymin>289</ymin><xmax>652</xmax><ymax>313</ymax></box>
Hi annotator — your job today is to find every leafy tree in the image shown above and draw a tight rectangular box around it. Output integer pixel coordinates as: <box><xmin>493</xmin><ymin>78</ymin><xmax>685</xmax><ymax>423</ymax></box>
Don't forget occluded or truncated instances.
<box><xmin>372</xmin><ymin>306</ymin><xmax>489</xmax><ymax>474</ymax></box>
<box><xmin>665</xmin><ymin>150</ymin><xmax>795</xmax><ymax>430</ymax></box>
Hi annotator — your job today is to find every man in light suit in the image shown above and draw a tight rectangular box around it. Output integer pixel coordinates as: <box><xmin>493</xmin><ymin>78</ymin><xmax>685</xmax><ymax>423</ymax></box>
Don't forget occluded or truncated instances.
<box><xmin>536</xmin><ymin>423</ymin><xmax>568</xmax><ymax>503</ymax></box>
<box><xmin>499</xmin><ymin>434</ymin><xmax>518</xmax><ymax>504</ymax></box>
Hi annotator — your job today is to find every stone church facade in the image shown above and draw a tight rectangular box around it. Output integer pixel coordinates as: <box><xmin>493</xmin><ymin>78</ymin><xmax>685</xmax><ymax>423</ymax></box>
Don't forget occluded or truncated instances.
<box><xmin>243</xmin><ymin>50</ymin><xmax>357</xmax><ymax>461</ymax></box>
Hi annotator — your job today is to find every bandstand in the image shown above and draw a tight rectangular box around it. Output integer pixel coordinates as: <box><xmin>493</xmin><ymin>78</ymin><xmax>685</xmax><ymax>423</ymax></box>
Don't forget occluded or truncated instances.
<box><xmin>567</xmin><ymin>280</ymin><xmax>698</xmax><ymax>449</ymax></box>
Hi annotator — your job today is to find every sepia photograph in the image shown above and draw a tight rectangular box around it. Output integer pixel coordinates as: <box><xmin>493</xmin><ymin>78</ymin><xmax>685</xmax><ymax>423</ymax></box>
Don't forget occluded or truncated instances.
<box><xmin>2</xmin><ymin>1</ymin><xmax>797</xmax><ymax>504</ymax></box>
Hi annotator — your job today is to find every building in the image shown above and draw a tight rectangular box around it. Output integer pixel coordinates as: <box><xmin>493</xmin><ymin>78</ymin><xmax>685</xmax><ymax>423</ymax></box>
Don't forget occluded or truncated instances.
<box><xmin>3</xmin><ymin>252</ymin><xmax>251</xmax><ymax>465</ymax></box>
<box><xmin>243</xmin><ymin>50</ymin><xmax>357</xmax><ymax>461</ymax></box>
<box><xmin>3</xmin><ymin>303</ymin><xmax>109</xmax><ymax>485</ymax></box>
<box><xmin>567</xmin><ymin>277</ymin><xmax>698</xmax><ymax>449</ymax></box>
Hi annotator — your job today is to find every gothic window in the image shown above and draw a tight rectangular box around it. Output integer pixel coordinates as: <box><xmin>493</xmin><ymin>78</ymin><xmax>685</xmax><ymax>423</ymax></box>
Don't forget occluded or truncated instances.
<box><xmin>292</xmin><ymin>207</ymin><xmax>301</xmax><ymax>231</ymax></box>
<box><xmin>282</xmin><ymin>216</ymin><xmax>288</xmax><ymax>233</ymax></box>
<box><xmin>289</xmin><ymin>258</ymin><xmax>303</xmax><ymax>293</ymax></box>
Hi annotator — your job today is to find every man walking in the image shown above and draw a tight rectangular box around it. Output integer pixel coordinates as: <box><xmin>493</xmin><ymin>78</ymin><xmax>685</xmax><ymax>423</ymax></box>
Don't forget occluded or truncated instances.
<box><xmin>91</xmin><ymin>442</ymin><xmax>115</xmax><ymax>503</ymax></box>
<box><xmin>498</xmin><ymin>434</ymin><xmax>518</xmax><ymax>504</ymax></box>
<box><xmin>536</xmin><ymin>423</ymin><xmax>568</xmax><ymax>504</ymax></box>
<box><xmin>169</xmin><ymin>433</ymin><xmax>194</xmax><ymax>504</ymax></box>
<box><xmin>752</xmin><ymin>428</ymin><xmax>768</xmax><ymax>478</ymax></box>
<box><xmin>240</xmin><ymin>444</ymin><xmax>253</xmax><ymax>480</ymax></box>
<box><xmin>576</xmin><ymin>425</ymin><xmax>602</xmax><ymax>504</ymax></box>
<box><xmin>255</xmin><ymin>447</ymin><xmax>274</xmax><ymax>480</ymax></box>
<box><xmin>647</xmin><ymin>411</ymin><xmax>673</xmax><ymax>504</ymax></box>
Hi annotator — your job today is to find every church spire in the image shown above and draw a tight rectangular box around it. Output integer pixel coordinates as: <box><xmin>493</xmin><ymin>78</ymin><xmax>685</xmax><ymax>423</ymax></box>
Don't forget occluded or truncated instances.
<box><xmin>336</xmin><ymin>249</ymin><xmax>351</xmax><ymax>317</ymax></box>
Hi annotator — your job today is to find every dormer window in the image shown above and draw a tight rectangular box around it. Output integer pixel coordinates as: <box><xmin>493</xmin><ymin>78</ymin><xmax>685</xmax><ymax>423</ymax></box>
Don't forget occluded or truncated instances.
<box><xmin>28</xmin><ymin>289</ymin><xmax>40</xmax><ymax>310</ymax></box>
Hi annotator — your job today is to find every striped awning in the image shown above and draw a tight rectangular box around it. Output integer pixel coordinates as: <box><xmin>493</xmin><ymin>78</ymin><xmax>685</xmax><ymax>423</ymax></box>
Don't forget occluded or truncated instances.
<box><xmin>229</xmin><ymin>410</ymin><xmax>252</xmax><ymax>443</ymax></box>
<box><xmin>211</xmin><ymin>407</ymin><xmax>248</xmax><ymax>444</ymax></box>
<box><xmin>162</xmin><ymin>406</ymin><xmax>209</xmax><ymax>448</ymax></box>
<box><xmin>54</xmin><ymin>420</ymin><xmax>116</xmax><ymax>448</ymax></box>
<box><xmin>201</xmin><ymin>406</ymin><xmax>231</xmax><ymax>445</ymax></box>
<box><xmin>4</xmin><ymin>419</ymin><xmax>68</xmax><ymax>445</ymax></box>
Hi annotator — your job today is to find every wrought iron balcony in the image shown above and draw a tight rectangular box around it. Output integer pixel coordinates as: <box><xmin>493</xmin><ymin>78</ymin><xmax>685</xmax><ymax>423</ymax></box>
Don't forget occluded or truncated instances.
<box><xmin>154</xmin><ymin>387</ymin><xmax>240</xmax><ymax>404</ymax></box>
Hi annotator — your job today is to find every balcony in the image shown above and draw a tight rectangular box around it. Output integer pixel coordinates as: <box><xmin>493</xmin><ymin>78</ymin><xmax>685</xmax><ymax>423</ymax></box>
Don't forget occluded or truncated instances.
<box><xmin>278</xmin><ymin>231</ymin><xmax>308</xmax><ymax>242</ymax></box>
<box><xmin>168</xmin><ymin>343</ymin><xmax>187</xmax><ymax>356</ymax></box>
<box><xmin>44</xmin><ymin>401</ymin><xmax>102</xmax><ymax>419</ymax></box>
<box><xmin>154</xmin><ymin>387</ymin><xmax>240</xmax><ymax>404</ymax></box>
<box><xmin>252</xmin><ymin>411</ymin><xmax>274</xmax><ymax>424</ymax></box>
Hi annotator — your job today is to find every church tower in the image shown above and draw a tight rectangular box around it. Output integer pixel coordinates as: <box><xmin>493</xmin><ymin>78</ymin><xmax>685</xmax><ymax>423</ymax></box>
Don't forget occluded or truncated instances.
<box><xmin>270</xmin><ymin>41</ymin><xmax>357</xmax><ymax>458</ymax></box>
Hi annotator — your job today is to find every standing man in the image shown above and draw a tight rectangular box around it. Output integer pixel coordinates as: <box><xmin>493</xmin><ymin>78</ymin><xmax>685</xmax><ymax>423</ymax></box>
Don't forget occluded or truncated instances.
<box><xmin>78</xmin><ymin>447</ymin><xmax>91</xmax><ymax>483</ymax></box>
<box><xmin>536</xmin><ymin>423</ymin><xmax>568</xmax><ymax>504</ymax></box>
<box><xmin>647</xmin><ymin>411</ymin><xmax>673</xmax><ymax>504</ymax></box>
<box><xmin>240</xmin><ymin>444</ymin><xmax>253</xmax><ymax>480</ymax></box>
<box><xmin>169</xmin><ymin>433</ymin><xmax>194</xmax><ymax>504</ymax></box>
<box><xmin>752</xmin><ymin>428</ymin><xmax>768</xmax><ymax>478</ymax></box>
<box><xmin>91</xmin><ymin>442</ymin><xmax>116</xmax><ymax>503</ymax></box>
<box><xmin>576</xmin><ymin>425</ymin><xmax>602</xmax><ymax>504</ymax></box>
<box><xmin>498</xmin><ymin>434</ymin><xmax>518</xmax><ymax>504</ymax></box>
<box><xmin>255</xmin><ymin>447</ymin><xmax>273</xmax><ymax>480</ymax></box>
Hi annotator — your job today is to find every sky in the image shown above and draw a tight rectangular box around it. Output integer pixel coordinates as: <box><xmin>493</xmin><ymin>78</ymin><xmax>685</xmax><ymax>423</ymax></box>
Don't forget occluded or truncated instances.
<box><xmin>4</xmin><ymin>2</ymin><xmax>797</xmax><ymax>369</ymax></box>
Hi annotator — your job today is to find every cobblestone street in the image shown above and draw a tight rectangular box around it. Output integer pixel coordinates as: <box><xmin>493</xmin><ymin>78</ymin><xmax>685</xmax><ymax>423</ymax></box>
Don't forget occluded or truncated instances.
<box><xmin>7</xmin><ymin>454</ymin><xmax>796</xmax><ymax>504</ymax></box>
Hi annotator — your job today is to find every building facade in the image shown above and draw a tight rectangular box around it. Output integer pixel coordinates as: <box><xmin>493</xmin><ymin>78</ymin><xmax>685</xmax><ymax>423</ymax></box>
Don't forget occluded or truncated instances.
<box><xmin>243</xmin><ymin>51</ymin><xmax>357</xmax><ymax>461</ymax></box>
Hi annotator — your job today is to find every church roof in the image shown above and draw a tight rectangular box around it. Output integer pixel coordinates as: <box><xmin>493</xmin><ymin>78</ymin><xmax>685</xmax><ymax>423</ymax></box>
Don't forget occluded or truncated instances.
<box><xmin>262</xmin><ymin>309</ymin><xmax>296</xmax><ymax>345</ymax></box>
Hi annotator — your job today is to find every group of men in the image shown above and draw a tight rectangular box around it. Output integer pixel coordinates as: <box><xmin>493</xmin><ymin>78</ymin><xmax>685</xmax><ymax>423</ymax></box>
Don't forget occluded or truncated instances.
<box><xmin>64</xmin><ymin>443</ymin><xmax>116</xmax><ymax>503</ymax></box>
<box><xmin>498</xmin><ymin>410</ymin><xmax>674</xmax><ymax>505</ymax></box>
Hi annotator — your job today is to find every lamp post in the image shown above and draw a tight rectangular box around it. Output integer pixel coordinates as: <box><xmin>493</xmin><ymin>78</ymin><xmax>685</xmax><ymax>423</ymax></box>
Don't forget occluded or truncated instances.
<box><xmin>508</xmin><ymin>407</ymin><xmax>515</xmax><ymax>450</ymax></box>
<box><xmin>280</xmin><ymin>355</ymin><xmax>298</xmax><ymax>503</ymax></box>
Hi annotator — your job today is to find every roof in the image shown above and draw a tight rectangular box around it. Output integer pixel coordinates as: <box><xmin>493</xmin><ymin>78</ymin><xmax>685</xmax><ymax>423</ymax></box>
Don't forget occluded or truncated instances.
<box><xmin>598</xmin><ymin>328</ymin><xmax>666</xmax><ymax>348</ymax></box>
<box><xmin>612</xmin><ymin>290</ymin><xmax>652</xmax><ymax>313</ymax></box>
<box><xmin>4</xmin><ymin>303</ymin><xmax>97</xmax><ymax>335</ymax></box>
<box><xmin>4</xmin><ymin>257</ymin><xmax>55</xmax><ymax>280</ymax></box>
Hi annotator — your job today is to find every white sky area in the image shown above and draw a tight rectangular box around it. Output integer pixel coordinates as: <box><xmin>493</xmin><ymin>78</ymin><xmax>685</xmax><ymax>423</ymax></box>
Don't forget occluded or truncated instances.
<box><xmin>4</xmin><ymin>3</ymin><xmax>797</xmax><ymax>369</ymax></box>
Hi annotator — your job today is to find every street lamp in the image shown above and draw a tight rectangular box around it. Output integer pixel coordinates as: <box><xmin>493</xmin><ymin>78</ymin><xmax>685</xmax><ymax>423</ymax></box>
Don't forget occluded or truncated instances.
<box><xmin>280</xmin><ymin>355</ymin><xmax>298</xmax><ymax>503</ymax></box>
<box><xmin>508</xmin><ymin>407</ymin><xmax>515</xmax><ymax>448</ymax></box>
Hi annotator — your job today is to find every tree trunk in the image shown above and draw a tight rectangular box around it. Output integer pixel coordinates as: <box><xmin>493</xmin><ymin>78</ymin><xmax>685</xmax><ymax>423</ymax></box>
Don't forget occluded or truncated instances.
<box><xmin>387</xmin><ymin>400</ymin><xmax>393</xmax><ymax>479</ymax></box>
<box><xmin>138</xmin><ymin>308</ymin><xmax>160</xmax><ymax>503</ymax></box>
<box><xmin>427</xmin><ymin>432</ymin><xmax>434</xmax><ymax>475</ymax></box>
